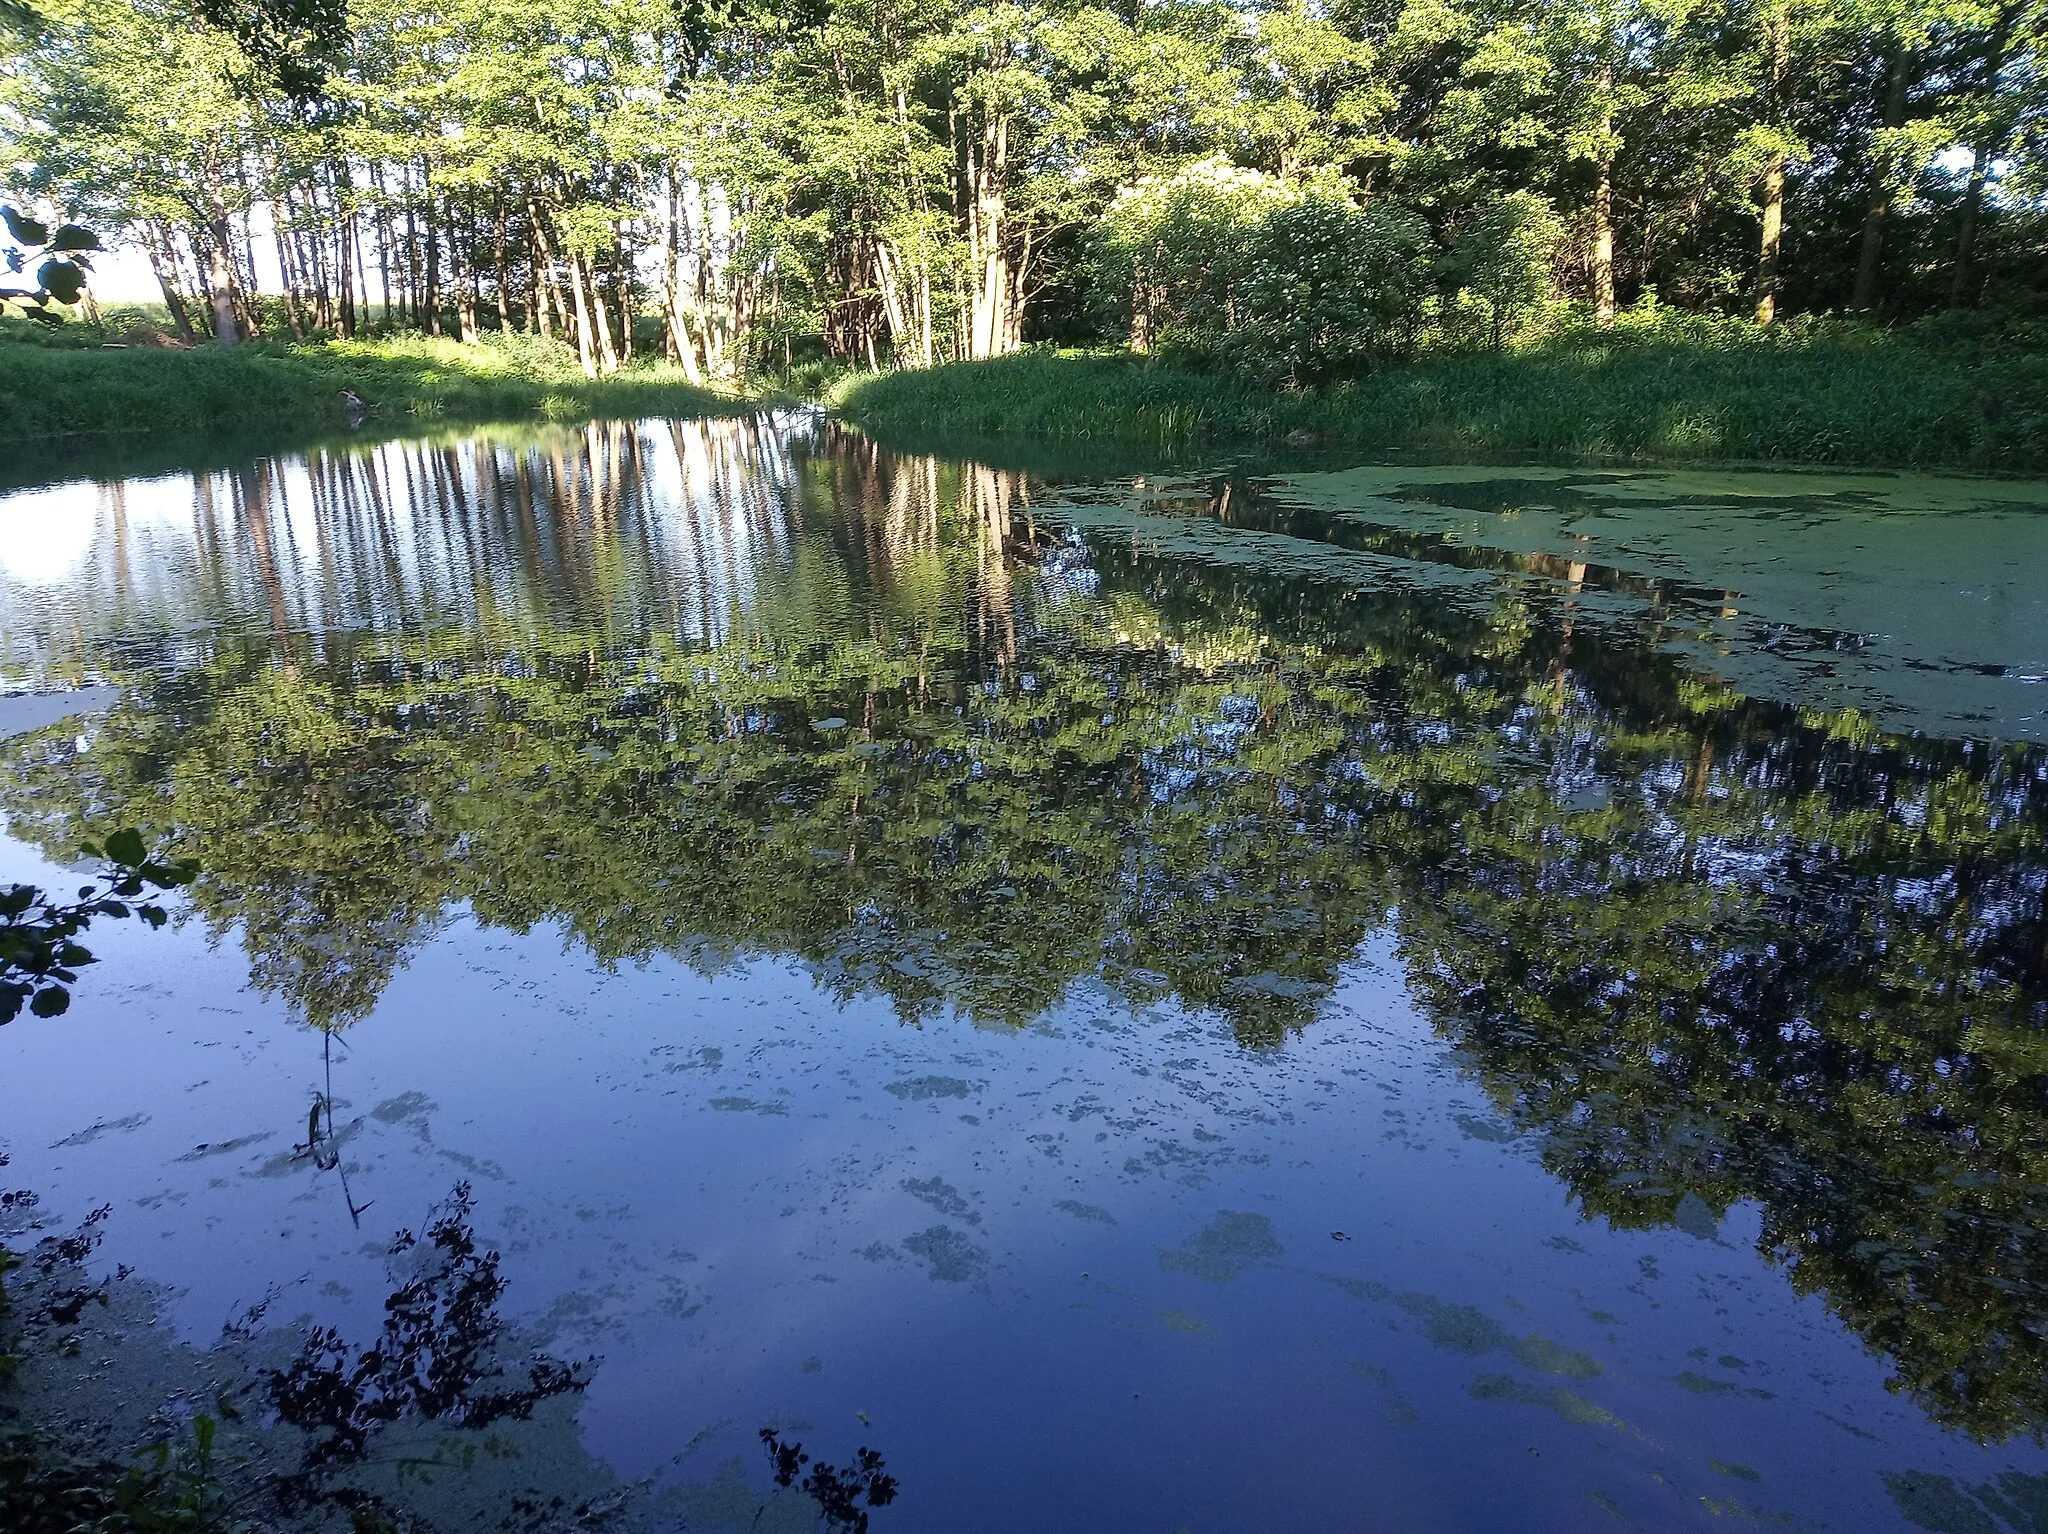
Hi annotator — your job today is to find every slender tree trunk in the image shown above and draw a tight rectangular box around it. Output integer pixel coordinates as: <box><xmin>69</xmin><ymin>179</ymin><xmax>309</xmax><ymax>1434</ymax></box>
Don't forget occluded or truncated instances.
<box><xmin>228</xmin><ymin>221</ymin><xmax>261</xmax><ymax>339</ymax></box>
<box><xmin>963</xmin><ymin>113</ymin><xmax>1017</xmax><ymax>359</ymax></box>
<box><xmin>372</xmin><ymin>167</ymin><xmax>394</xmax><ymax>332</ymax></box>
<box><xmin>336</xmin><ymin>188</ymin><xmax>358</xmax><ymax>338</ymax></box>
<box><xmin>298</xmin><ymin>188</ymin><xmax>332</xmax><ymax>332</ymax></box>
<box><xmin>423</xmin><ymin>194</ymin><xmax>442</xmax><ymax>335</ymax></box>
<box><xmin>579</xmin><ymin>252</ymin><xmax>620</xmax><ymax>371</ymax></box>
<box><xmin>1755</xmin><ymin>159</ymin><xmax>1784</xmax><ymax>325</ymax></box>
<box><xmin>404</xmin><ymin>194</ymin><xmax>422</xmax><ymax>329</ymax></box>
<box><xmin>662</xmin><ymin>174</ymin><xmax>706</xmax><ymax>384</ymax></box>
<box><xmin>918</xmin><ymin>264</ymin><xmax>934</xmax><ymax>368</ymax></box>
<box><xmin>528</xmin><ymin>214</ymin><xmax>553</xmax><ymax>338</ymax></box>
<box><xmin>227</xmin><ymin>179</ymin><xmax>263</xmax><ymax>338</ymax></box>
<box><xmin>563</xmin><ymin>246</ymin><xmax>603</xmax><ymax>378</ymax></box>
<box><xmin>1950</xmin><ymin>145</ymin><xmax>1992</xmax><ymax>308</ymax></box>
<box><xmin>459</xmin><ymin>201</ymin><xmax>481</xmax><ymax>343</ymax></box>
<box><xmin>1951</xmin><ymin>5</ymin><xmax>2017</xmax><ymax>309</ymax></box>
<box><xmin>145</xmin><ymin>222</ymin><xmax>197</xmax><ymax>345</ymax></box>
<box><xmin>351</xmin><ymin>208</ymin><xmax>371</xmax><ymax>336</ymax></box>
<box><xmin>1754</xmin><ymin>3</ymin><xmax>1790</xmax><ymax>326</ymax></box>
<box><xmin>1852</xmin><ymin>49</ymin><xmax>1912</xmax><ymax>311</ymax></box>
<box><xmin>662</xmin><ymin>172</ymin><xmax>683</xmax><ymax>366</ymax></box>
<box><xmin>273</xmin><ymin>204</ymin><xmax>307</xmax><ymax>340</ymax></box>
<box><xmin>1593</xmin><ymin>58</ymin><xmax>1616</xmax><ymax>325</ymax></box>
<box><xmin>494</xmin><ymin>198</ymin><xmax>513</xmax><ymax>333</ymax></box>
<box><xmin>611</xmin><ymin>237</ymin><xmax>633</xmax><ymax>366</ymax></box>
<box><xmin>876</xmin><ymin>241</ymin><xmax>913</xmax><ymax>361</ymax></box>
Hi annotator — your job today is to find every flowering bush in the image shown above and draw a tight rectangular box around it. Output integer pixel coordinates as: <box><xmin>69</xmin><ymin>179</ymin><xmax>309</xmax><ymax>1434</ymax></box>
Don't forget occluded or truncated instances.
<box><xmin>1222</xmin><ymin>197</ymin><xmax>1436</xmax><ymax>387</ymax></box>
<box><xmin>1095</xmin><ymin>158</ymin><xmax>1305</xmax><ymax>355</ymax></box>
<box><xmin>1095</xmin><ymin>163</ymin><xmax>1439</xmax><ymax>387</ymax></box>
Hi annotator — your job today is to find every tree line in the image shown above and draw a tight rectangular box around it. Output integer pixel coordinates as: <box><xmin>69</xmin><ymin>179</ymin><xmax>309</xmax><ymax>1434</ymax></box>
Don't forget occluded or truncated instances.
<box><xmin>2</xmin><ymin>0</ymin><xmax>2043</xmax><ymax>380</ymax></box>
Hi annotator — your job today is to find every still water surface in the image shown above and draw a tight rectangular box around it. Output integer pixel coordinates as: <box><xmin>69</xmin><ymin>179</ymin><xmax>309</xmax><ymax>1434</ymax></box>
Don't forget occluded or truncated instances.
<box><xmin>1</xmin><ymin>414</ymin><xmax>2046</xmax><ymax>1532</ymax></box>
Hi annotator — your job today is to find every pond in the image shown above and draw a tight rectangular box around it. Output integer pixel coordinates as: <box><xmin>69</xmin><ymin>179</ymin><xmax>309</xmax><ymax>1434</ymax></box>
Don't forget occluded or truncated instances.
<box><xmin>1</xmin><ymin>412</ymin><xmax>2045</xmax><ymax>1533</ymax></box>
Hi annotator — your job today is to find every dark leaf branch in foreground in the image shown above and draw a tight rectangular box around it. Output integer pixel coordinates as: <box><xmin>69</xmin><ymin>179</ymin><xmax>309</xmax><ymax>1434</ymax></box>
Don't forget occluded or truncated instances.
<box><xmin>0</xmin><ymin>208</ymin><xmax>99</xmax><ymax>324</ymax></box>
<box><xmin>0</xmin><ymin>827</ymin><xmax>195</xmax><ymax>1024</ymax></box>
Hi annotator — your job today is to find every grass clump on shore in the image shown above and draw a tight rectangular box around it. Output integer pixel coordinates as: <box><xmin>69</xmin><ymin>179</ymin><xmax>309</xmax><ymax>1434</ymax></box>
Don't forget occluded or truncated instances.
<box><xmin>832</xmin><ymin>314</ymin><xmax>2048</xmax><ymax>471</ymax></box>
<box><xmin>0</xmin><ymin>330</ymin><xmax>743</xmax><ymax>440</ymax></box>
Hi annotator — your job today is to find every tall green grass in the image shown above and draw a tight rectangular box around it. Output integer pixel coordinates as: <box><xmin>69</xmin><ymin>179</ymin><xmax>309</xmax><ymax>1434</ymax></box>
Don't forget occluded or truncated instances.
<box><xmin>833</xmin><ymin>325</ymin><xmax>2048</xmax><ymax>471</ymax></box>
<box><xmin>0</xmin><ymin>332</ymin><xmax>743</xmax><ymax>440</ymax></box>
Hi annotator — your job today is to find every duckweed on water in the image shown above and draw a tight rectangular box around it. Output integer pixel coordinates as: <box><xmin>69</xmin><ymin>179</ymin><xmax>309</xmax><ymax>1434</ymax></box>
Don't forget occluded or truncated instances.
<box><xmin>1156</xmin><ymin>1212</ymin><xmax>1284</xmax><ymax>1284</ymax></box>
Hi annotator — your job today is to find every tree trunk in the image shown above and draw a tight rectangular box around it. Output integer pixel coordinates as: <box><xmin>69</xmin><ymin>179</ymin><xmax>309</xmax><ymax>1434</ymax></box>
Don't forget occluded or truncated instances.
<box><xmin>580</xmin><ymin>252</ymin><xmax>620</xmax><ymax>372</ymax></box>
<box><xmin>273</xmin><ymin>205</ymin><xmax>307</xmax><ymax>340</ymax></box>
<box><xmin>918</xmin><ymin>263</ymin><xmax>935</xmax><ymax>369</ymax></box>
<box><xmin>494</xmin><ymin>199</ymin><xmax>513</xmax><ymax>333</ymax></box>
<box><xmin>1592</xmin><ymin>59</ymin><xmax>1616</xmax><ymax>325</ymax></box>
<box><xmin>1852</xmin><ymin>49</ymin><xmax>1912</xmax><ymax>312</ymax></box>
<box><xmin>563</xmin><ymin>248</ymin><xmax>604</xmax><ymax>378</ymax></box>
<box><xmin>372</xmin><ymin>167</ymin><xmax>394</xmax><ymax>332</ymax></box>
<box><xmin>1950</xmin><ymin>5</ymin><xmax>2017</xmax><ymax>309</ymax></box>
<box><xmin>459</xmin><ymin>202</ymin><xmax>481</xmax><ymax>343</ymax></box>
<box><xmin>1949</xmin><ymin>145</ymin><xmax>1991</xmax><ymax>308</ymax></box>
<box><xmin>964</xmin><ymin>114</ymin><xmax>1016</xmax><ymax>360</ymax></box>
<box><xmin>406</xmin><ymin>179</ymin><xmax>426</xmax><ymax>330</ymax></box>
<box><xmin>207</xmin><ymin>236</ymin><xmax>240</xmax><ymax>347</ymax></box>
<box><xmin>611</xmin><ymin>238</ymin><xmax>633</xmax><ymax>365</ymax></box>
<box><xmin>423</xmin><ymin>197</ymin><xmax>442</xmax><ymax>335</ymax></box>
<box><xmin>145</xmin><ymin>223</ymin><xmax>197</xmax><ymax>345</ymax></box>
<box><xmin>1754</xmin><ymin>3</ymin><xmax>1790</xmax><ymax>326</ymax></box>
<box><xmin>527</xmin><ymin>205</ymin><xmax>553</xmax><ymax>339</ymax></box>
<box><xmin>336</xmin><ymin>194</ymin><xmax>358</xmax><ymax>338</ymax></box>
<box><xmin>1754</xmin><ymin>157</ymin><xmax>1784</xmax><ymax>326</ymax></box>
<box><xmin>351</xmin><ymin>209</ymin><xmax>371</xmax><ymax>336</ymax></box>
<box><xmin>662</xmin><ymin>178</ymin><xmax>706</xmax><ymax>385</ymax></box>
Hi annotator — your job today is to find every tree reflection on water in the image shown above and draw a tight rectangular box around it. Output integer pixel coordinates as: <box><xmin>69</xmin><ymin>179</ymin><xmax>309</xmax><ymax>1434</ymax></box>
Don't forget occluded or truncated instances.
<box><xmin>2</xmin><ymin>417</ymin><xmax>2044</xmax><ymax>1440</ymax></box>
<box><xmin>267</xmin><ymin>1182</ymin><xmax>588</xmax><ymax>1473</ymax></box>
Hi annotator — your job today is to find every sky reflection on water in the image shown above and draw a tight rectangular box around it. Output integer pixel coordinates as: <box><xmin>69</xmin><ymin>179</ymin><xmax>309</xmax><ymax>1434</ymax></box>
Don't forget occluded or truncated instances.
<box><xmin>1</xmin><ymin>414</ymin><xmax>2046</xmax><ymax>1533</ymax></box>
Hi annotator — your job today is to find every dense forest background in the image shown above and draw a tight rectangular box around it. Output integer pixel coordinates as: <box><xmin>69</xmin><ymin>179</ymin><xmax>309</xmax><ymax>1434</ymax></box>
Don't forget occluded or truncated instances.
<box><xmin>2</xmin><ymin>0</ymin><xmax>2046</xmax><ymax>382</ymax></box>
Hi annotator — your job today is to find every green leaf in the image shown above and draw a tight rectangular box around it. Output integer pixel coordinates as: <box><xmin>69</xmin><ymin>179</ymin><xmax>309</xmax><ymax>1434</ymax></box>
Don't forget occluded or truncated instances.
<box><xmin>37</xmin><ymin>258</ymin><xmax>83</xmax><ymax>305</ymax></box>
<box><xmin>103</xmin><ymin>827</ymin><xmax>146</xmax><ymax>866</ymax></box>
<box><xmin>48</xmin><ymin>224</ymin><xmax>99</xmax><ymax>252</ymax></box>
<box><xmin>3</xmin><ymin>207</ymin><xmax>48</xmax><ymax>247</ymax></box>
<box><xmin>29</xmin><ymin>985</ymin><xmax>69</xmax><ymax>1018</ymax></box>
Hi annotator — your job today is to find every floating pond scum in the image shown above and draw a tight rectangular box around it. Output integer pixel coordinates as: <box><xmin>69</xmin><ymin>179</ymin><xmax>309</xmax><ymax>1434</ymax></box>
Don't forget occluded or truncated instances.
<box><xmin>0</xmin><ymin>413</ymin><xmax>2045</xmax><ymax>1532</ymax></box>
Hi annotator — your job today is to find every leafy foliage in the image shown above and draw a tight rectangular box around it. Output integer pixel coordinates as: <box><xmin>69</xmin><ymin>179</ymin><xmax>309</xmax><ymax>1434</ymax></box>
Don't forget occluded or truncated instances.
<box><xmin>0</xmin><ymin>828</ymin><xmax>194</xmax><ymax>1024</ymax></box>
<box><xmin>4</xmin><ymin>0</ymin><xmax>2044</xmax><ymax>386</ymax></box>
<box><xmin>1224</xmin><ymin>197</ymin><xmax>1438</xmax><ymax>386</ymax></box>
<box><xmin>1450</xmin><ymin>192</ymin><xmax>1567</xmax><ymax>349</ymax></box>
<box><xmin>0</xmin><ymin>207</ymin><xmax>99</xmax><ymax>324</ymax></box>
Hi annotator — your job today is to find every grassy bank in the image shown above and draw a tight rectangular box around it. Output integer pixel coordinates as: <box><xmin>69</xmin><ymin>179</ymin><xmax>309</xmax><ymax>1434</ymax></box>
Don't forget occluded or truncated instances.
<box><xmin>0</xmin><ymin>331</ymin><xmax>744</xmax><ymax>439</ymax></box>
<box><xmin>832</xmin><ymin>325</ymin><xmax>2048</xmax><ymax>471</ymax></box>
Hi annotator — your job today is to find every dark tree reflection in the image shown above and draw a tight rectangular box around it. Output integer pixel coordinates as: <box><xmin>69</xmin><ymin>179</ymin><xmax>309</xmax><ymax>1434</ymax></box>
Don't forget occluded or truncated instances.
<box><xmin>268</xmin><ymin>1183</ymin><xmax>586</xmax><ymax>1469</ymax></box>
